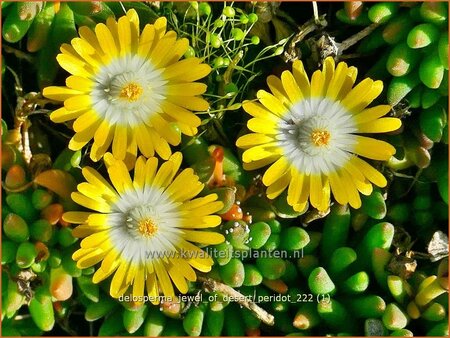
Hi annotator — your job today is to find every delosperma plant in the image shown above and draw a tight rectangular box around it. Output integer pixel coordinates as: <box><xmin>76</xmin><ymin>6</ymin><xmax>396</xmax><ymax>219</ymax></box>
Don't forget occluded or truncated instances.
<box><xmin>1</xmin><ymin>1</ymin><xmax>448</xmax><ymax>336</ymax></box>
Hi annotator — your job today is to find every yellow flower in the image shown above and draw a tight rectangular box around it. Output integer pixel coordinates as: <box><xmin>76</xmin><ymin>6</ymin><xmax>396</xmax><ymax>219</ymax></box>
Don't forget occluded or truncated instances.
<box><xmin>236</xmin><ymin>57</ymin><xmax>401</xmax><ymax>212</ymax></box>
<box><xmin>63</xmin><ymin>152</ymin><xmax>224</xmax><ymax>302</ymax></box>
<box><xmin>43</xmin><ymin>10</ymin><xmax>211</xmax><ymax>166</ymax></box>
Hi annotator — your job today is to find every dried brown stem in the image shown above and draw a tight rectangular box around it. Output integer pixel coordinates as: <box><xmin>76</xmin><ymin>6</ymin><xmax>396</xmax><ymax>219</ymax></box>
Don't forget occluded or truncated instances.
<box><xmin>337</xmin><ymin>22</ymin><xmax>379</xmax><ymax>55</ymax></box>
<box><xmin>197</xmin><ymin>276</ymin><xmax>275</xmax><ymax>326</ymax></box>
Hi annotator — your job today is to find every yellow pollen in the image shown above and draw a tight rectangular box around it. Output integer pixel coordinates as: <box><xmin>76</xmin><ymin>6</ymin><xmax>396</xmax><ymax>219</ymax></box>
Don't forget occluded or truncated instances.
<box><xmin>138</xmin><ymin>218</ymin><xmax>158</xmax><ymax>238</ymax></box>
<box><xmin>119</xmin><ymin>82</ymin><xmax>143</xmax><ymax>102</ymax></box>
<box><xmin>311</xmin><ymin>129</ymin><xmax>331</xmax><ymax>147</ymax></box>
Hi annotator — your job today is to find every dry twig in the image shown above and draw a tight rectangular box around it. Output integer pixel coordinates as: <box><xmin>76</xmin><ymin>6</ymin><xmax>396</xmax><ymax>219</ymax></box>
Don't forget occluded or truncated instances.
<box><xmin>198</xmin><ymin>276</ymin><xmax>275</xmax><ymax>326</ymax></box>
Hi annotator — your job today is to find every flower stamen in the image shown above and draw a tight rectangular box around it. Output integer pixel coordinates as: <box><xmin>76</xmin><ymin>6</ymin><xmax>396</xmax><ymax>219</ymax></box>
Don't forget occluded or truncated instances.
<box><xmin>119</xmin><ymin>82</ymin><xmax>143</xmax><ymax>102</ymax></box>
<box><xmin>137</xmin><ymin>218</ymin><xmax>158</xmax><ymax>238</ymax></box>
<box><xmin>311</xmin><ymin>129</ymin><xmax>331</xmax><ymax>147</ymax></box>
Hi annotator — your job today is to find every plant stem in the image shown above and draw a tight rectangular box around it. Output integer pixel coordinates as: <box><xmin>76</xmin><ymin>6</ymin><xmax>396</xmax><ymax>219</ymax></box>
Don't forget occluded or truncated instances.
<box><xmin>198</xmin><ymin>275</ymin><xmax>275</xmax><ymax>326</ymax></box>
<box><xmin>337</xmin><ymin>22</ymin><xmax>379</xmax><ymax>55</ymax></box>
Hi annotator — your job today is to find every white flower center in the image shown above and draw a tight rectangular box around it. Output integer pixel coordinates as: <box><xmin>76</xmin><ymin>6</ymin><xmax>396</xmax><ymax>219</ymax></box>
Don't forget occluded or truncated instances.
<box><xmin>106</xmin><ymin>186</ymin><xmax>183</xmax><ymax>263</ymax></box>
<box><xmin>91</xmin><ymin>55</ymin><xmax>167</xmax><ymax>126</ymax></box>
<box><xmin>277</xmin><ymin>98</ymin><xmax>357</xmax><ymax>175</ymax></box>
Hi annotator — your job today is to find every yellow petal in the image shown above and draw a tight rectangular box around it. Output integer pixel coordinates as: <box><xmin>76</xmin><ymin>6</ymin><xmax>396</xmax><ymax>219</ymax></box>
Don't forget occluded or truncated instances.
<box><xmin>150</xmin><ymin>33</ymin><xmax>177</xmax><ymax>68</ymax></box>
<box><xmin>117</xmin><ymin>15</ymin><xmax>132</xmax><ymax>54</ymax></box>
<box><xmin>56</xmin><ymin>53</ymin><xmax>92</xmax><ymax>78</ymax></box>
<box><xmin>318</xmin><ymin>177</ymin><xmax>331</xmax><ymax>211</ymax></box>
<box><xmin>178</xmin><ymin>240</ymin><xmax>213</xmax><ymax>272</ymax></box>
<box><xmin>242</xmin><ymin>155</ymin><xmax>279</xmax><ymax>170</ymax></box>
<box><xmin>242</xmin><ymin>101</ymin><xmax>278</xmax><ymax>121</ymax></box>
<box><xmin>154</xmin><ymin>16</ymin><xmax>167</xmax><ymax>39</ymax></box>
<box><xmin>133</xmin><ymin>156</ymin><xmax>146</xmax><ymax>190</ymax></box>
<box><xmin>144</xmin><ymin>157</ymin><xmax>159</xmax><ymax>188</ymax></box>
<box><xmin>350</xmin><ymin>156</ymin><xmax>387</xmax><ymax>188</ymax></box>
<box><xmin>76</xmin><ymin>248</ymin><xmax>106</xmax><ymax>269</ymax></box>
<box><xmin>110</xmin><ymin>261</ymin><xmax>129</xmax><ymax>298</ymax></box>
<box><xmin>137</xmin><ymin>24</ymin><xmax>155</xmax><ymax>58</ymax></box>
<box><xmin>72</xmin><ymin>225</ymin><xmax>107</xmax><ymax>238</ymax></box>
<box><xmin>93</xmin><ymin>120</ymin><xmax>113</xmax><ymax>147</ymax></box>
<box><xmin>66</xmin><ymin>75</ymin><xmax>93</xmax><ymax>92</ymax></box>
<box><xmin>292</xmin><ymin>59</ymin><xmax>311</xmax><ymax>97</ymax></box>
<box><xmin>112</xmin><ymin>125</ymin><xmax>128</xmax><ymax>161</ymax></box>
<box><xmin>145</xmin><ymin>270</ymin><xmax>159</xmax><ymax>304</ymax></box>
<box><xmin>163</xmin><ymin>58</ymin><xmax>201</xmax><ymax>80</ymax></box>
<box><xmin>91</xmin><ymin>252</ymin><xmax>119</xmax><ymax>284</ymax></box>
<box><xmin>351</xmin><ymin>80</ymin><xmax>383</xmax><ymax>113</ymax></box>
<box><xmin>71</xmin><ymin>191</ymin><xmax>111</xmax><ymax>213</ymax></box>
<box><xmin>153</xmin><ymin>161</ymin><xmax>174</xmax><ymax>189</ymax></box>
<box><xmin>78</xmin><ymin>26</ymin><xmax>102</xmax><ymax>53</ymax></box>
<box><xmin>161</xmin><ymin>101</ymin><xmax>201</xmax><ymax>127</ymax></box>
<box><xmin>62</xmin><ymin>211</ymin><xmax>90</xmax><ymax>224</ymax></box>
<box><xmin>166</xmin><ymin>95</ymin><xmax>209</xmax><ymax>112</ymax></box>
<box><xmin>73</xmin><ymin>110</ymin><xmax>99</xmax><ymax>133</ymax></box>
<box><xmin>357</xmin><ymin>118</ymin><xmax>402</xmax><ymax>133</ymax></box>
<box><xmin>50</xmin><ymin>107</ymin><xmax>86</xmax><ymax>123</ymax></box>
<box><xmin>257</xmin><ymin>90</ymin><xmax>288</xmax><ymax>117</ymax></box>
<box><xmin>266</xmin><ymin>173</ymin><xmax>290</xmax><ymax>199</ymax></box>
<box><xmin>71</xmin><ymin>37</ymin><xmax>101</xmax><ymax>69</ymax></box>
<box><xmin>151</xmin><ymin>132</ymin><xmax>171</xmax><ymax>160</ymax></box>
<box><xmin>167</xmin><ymin>261</ymin><xmax>188</xmax><ymax>294</ymax></box>
<box><xmin>180</xmin><ymin>200</ymin><xmax>222</xmax><ymax>216</ymax></box>
<box><xmin>88</xmin><ymin>213</ymin><xmax>111</xmax><ymax>226</ymax></box>
<box><xmin>242</xmin><ymin>143</ymin><xmax>283</xmax><ymax>162</ymax></box>
<box><xmin>107</xmin><ymin>160</ymin><xmax>133</xmax><ymax>194</ymax></box>
<box><xmin>287</xmin><ymin>170</ymin><xmax>305</xmax><ymax>205</ymax></box>
<box><xmin>267</xmin><ymin>75</ymin><xmax>290</xmax><ymax>105</ymax></box>
<box><xmin>183</xmin><ymin>230</ymin><xmax>224</xmax><ymax>245</ymax></box>
<box><xmin>354</xmin><ymin>105</ymin><xmax>392</xmax><ymax>124</ymax></box>
<box><xmin>281</xmin><ymin>70</ymin><xmax>303</xmax><ymax>103</ymax></box>
<box><xmin>136</xmin><ymin>124</ymin><xmax>155</xmax><ymax>158</ymax></box>
<box><xmin>355</xmin><ymin>178</ymin><xmax>373</xmax><ymax>196</ymax></box>
<box><xmin>126</xmin><ymin>9</ymin><xmax>139</xmax><ymax>52</ymax></box>
<box><xmin>154</xmin><ymin>260</ymin><xmax>175</xmax><ymax>297</ymax></box>
<box><xmin>64</xmin><ymin>95</ymin><xmax>91</xmax><ymax>111</ymax></box>
<box><xmin>342</xmin><ymin>79</ymin><xmax>383</xmax><ymax>113</ymax></box>
<box><xmin>181</xmin><ymin>215</ymin><xmax>222</xmax><ymax>229</ymax></box>
<box><xmin>180</xmin><ymin>194</ymin><xmax>217</xmax><ymax>211</ymax></box>
<box><xmin>310</xmin><ymin>70</ymin><xmax>325</xmax><ymax>97</ymax></box>
<box><xmin>247</xmin><ymin>118</ymin><xmax>278</xmax><ymax>134</ymax></box>
<box><xmin>68</xmin><ymin>119</ymin><xmax>100</xmax><ymax>151</ymax></box>
<box><xmin>340</xmin><ymin>78</ymin><xmax>373</xmax><ymax>110</ymax></box>
<box><xmin>95</xmin><ymin>23</ymin><xmax>118</xmax><ymax>56</ymax></box>
<box><xmin>80</xmin><ymin>231</ymin><xmax>108</xmax><ymax>249</ymax></box>
<box><xmin>132</xmin><ymin>268</ymin><xmax>145</xmax><ymax>299</ymax></box>
<box><xmin>123</xmin><ymin>135</ymin><xmax>137</xmax><ymax>171</ymax></box>
<box><xmin>126</xmin><ymin>263</ymin><xmax>137</xmax><ymax>285</ymax></box>
<box><xmin>163</xmin><ymin>38</ymin><xmax>189</xmax><ymax>67</ymax></box>
<box><xmin>340</xmin><ymin>169</ymin><xmax>362</xmax><ymax>209</ymax></box>
<box><xmin>337</xmin><ymin>66</ymin><xmax>358</xmax><ymax>101</ymax></box>
<box><xmin>43</xmin><ymin>86</ymin><xmax>83</xmax><ymax>101</ymax></box>
<box><xmin>321</xmin><ymin>57</ymin><xmax>335</xmax><ymax>94</ymax></box>
<box><xmin>170</xmin><ymin>258</ymin><xmax>197</xmax><ymax>281</ymax></box>
<box><xmin>329</xmin><ymin>171</ymin><xmax>349</xmax><ymax>206</ymax></box>
<box><xmin>309</xmin><ymin>174</ymin><xmax>323</xmax><ymax>210</ymax></box>
<box><xmin>82</xmin><ymin>166</ymin><xmax>116</xmax><ymax>194</ymax></box>
<box><xmin>150</xmin><ymin>114</ymin><xmax>181</xmax><ymax>145</ymax></box>
<box><xmin>166</xmin><ymin>83</ymin><xmax>207</xmax><ymax>96</ymax></box>
<box><xmin>236</xmin><ymin>133</ymin><xmax>275</xmax><ymax>149</ymax></box>
<box><xmin>353</xmin><ymin>136</ymin><xmax>396</xmax><ymax>161</ymax></box>
<box><xmin>327</xmin><ymin>61</ymin><xmax>349</xmax><ymax>100</ymax></box>
<box><xmin>165</xmin><ymin>168</ymin><xmax>202</xmax><ymax>202</ymax></box>
<box><xmin>263</xmin><ymin>157</ymin><xmax>290</xmax><ymax>186</ymax></box>
<box><xmin>180</xmin><ymin>63</ymin><xmax>212</xmax><ymax>82</ymax></box>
